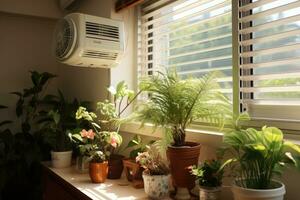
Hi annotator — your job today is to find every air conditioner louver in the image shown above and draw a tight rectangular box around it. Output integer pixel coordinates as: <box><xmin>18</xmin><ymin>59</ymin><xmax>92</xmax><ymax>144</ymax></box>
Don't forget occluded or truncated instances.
<box><xmin>82</xmin><ymin>50</ymin><xmax>118</xmax><ymax>60</ymax></box>
<box><xmin>86</xmin><ymin>22</ymin><xmax>119</xmax><ymax>42</ymax></box>
<box><xmin>53</xmin><ymin>13</ymin><xmax>124</xmax><ymax>68</ymax></box>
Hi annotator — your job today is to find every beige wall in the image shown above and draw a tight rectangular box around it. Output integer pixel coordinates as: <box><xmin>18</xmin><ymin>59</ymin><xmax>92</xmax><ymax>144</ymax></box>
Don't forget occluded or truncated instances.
<box><xmin>0</xmin><ymin>0</ymin><xmax>63</xmax><ymax>19</ymax></box>
<box><xmin>0</xmin><ymin>0</ymin><xmax>113</xmax><ymax>126</ymax></box>
<box><xmin>0</xmin><ymin>13</ymin><xmax>62</xmax><ymax>129</ymax></box>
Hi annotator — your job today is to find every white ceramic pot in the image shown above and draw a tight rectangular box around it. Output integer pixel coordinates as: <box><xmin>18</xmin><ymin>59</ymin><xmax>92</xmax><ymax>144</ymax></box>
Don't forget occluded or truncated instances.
<box><xmin>232</xmin><ymin>180</ymin><xmax>285</xmax><ymax>200</ymax></box>
<box><xmin>51</xmin><ymin>150</ymin><xmax>72</xmax><ymax>168</ymax></box>
<box><xmin>199</xmin><ymin>186</ymin><xmax>221</xmax><ymax>200</ymax></box>
<box><xmin>142</xmin><ymin>173</ymin><xmax>170</xmax><ymax>199</ymax></box>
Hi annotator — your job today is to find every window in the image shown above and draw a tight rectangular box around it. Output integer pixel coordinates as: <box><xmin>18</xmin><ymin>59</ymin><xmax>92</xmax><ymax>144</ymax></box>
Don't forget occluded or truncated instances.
<box><xmin>239</xmin><ymin>0</ymin><xmax>300</xmax><ymax>129</ymax></box>
<box><xmin>138</xmin><ymin>0</ymin><xmax>300</xmax><ymax>131</ymax></box>
<box><xmin>138</xmin><ymin>0</ymin><xmax>233</xmax><ymax>99</ymax></box>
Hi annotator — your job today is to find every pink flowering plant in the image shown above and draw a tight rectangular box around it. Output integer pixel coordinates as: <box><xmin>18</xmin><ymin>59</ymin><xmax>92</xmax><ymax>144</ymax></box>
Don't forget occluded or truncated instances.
<box><xmin>71</xmin><ymin>81</ymin><xmax>141</xmax><ymax>159</ymax></box>
<box><xmin>136</xmin><ymin>145</ymin><xmax>169</xmax><ymax>175</ymax></box>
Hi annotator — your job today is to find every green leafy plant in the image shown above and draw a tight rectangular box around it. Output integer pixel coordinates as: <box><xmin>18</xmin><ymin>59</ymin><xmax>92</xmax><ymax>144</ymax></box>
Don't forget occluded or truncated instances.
<box><xmin>191</xmin><ymin>160</ymin><xmax>225</xmax><ymax>188</ymax></box>
<box><xmin>0</xmin><ymin>105</ymin><xmax>13</xmax><ymax>195</ymax></box>
<box><xmin>12</xmin><ymin>71</ymin><xmax>56</xmax><ymax>133</ymax></box>
<box><xmin>125</xmin><ymin>134</ymin><xmax>154</xmax><ymax>159</ymax></box>
<box><xmin>87</xmin><ymin>150</ymin><xmax>107</xmax><ymax>163</ymax></box>
<box><xmin>222</xmin><ymin>114</ymin><xmax>300</xmax><ymax>189</ymax></box>
<box><xmin>136</xmin><ymin>145</ymin><xmax>169</xmax><ymax>175</ymax></box>
<box><xmin>1</xmin><ymin>72</ymin><xmax>54</xmax><ymax>200</ymax></box>
<box><xmin>39</xmin><ymin>90</ymin><xmax>89</xmax><ymax>152</ymax></box>
<box><xmin>71</xmin><ymin>81</ymin><xmax>141</xmax><ymax>158</ymax></box>
<box><xmin>137</xmin><ymin>70</ymin><xmax>231</xmax><ymax>146</ymax></box>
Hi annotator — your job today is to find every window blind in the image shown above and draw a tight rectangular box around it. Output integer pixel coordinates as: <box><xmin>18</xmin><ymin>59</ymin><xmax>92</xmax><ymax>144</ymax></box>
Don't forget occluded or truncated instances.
<box><xmin>138</xmin><ymin>0</ymin><xmax>233</xmax><ymax>99</ymax></box>
<box><xmin>239</xmin><ymin>0</ymin><xmax>300</xmax><ymax>124</ymax></box>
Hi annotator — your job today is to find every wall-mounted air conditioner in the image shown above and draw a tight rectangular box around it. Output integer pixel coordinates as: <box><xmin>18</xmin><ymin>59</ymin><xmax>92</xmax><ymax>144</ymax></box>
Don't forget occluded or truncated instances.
<box><xmin>53</xmin><ymin>13</ymin><xmax>125</xmax><ymax>68</ymax></box>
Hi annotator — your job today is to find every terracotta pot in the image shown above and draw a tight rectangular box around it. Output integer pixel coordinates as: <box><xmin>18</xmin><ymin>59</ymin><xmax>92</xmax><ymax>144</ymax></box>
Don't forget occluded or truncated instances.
<box><xmin>167</xmin><ymin>142</ymin><xmax>201</xmax><ymax>190</ymax></box>
<box><xmin>123</xmin><ymin>158</ymin><xmax>144</xmax><ymax>188</ymax></box>
<box><xmin>108</xmin><ymin>154</ymin><xmax>124</xmax><ymax>179</ymax></box>
<box><xmin>89</xmin><ymin>161</ymin><xmax>108</xmax><ymax>183</ymax></box>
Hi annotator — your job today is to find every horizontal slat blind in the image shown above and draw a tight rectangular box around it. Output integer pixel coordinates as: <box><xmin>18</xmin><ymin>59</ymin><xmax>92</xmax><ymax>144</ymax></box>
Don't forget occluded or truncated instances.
<box><xmin>138</xmin><ymin>0</ymin><xmax>233</xmax><ymax>99</ymax></box>
<box><xmin>239</xmin><ymin>0</ymin><xmax>300</xmax><ymax>122</ymax></box>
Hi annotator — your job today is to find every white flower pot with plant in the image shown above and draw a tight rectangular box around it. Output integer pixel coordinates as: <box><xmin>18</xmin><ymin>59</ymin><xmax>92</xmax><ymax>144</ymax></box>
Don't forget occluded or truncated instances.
<box><xmin>41</xmin><ymin>108</ymin><xmax>73</xmax><ymax>168</ymax></box>
<box><xmin>137</xmin><ymin>70</ymin><xmax>230</xmax><ymax>199</ymax></box>
<box><xmin>221</xmin><ymin>114</ymin><xmax>300</xmax><ymax>200</ymax></box>
<box><xmin>136</xmin><ymin>146</ymin><xmax>170</xmax><ymax>199</ymax></box>
<box><xmin>191</xmin><ymin>160</ymin><xmax>225</xmax><ymax>200</ymax></box>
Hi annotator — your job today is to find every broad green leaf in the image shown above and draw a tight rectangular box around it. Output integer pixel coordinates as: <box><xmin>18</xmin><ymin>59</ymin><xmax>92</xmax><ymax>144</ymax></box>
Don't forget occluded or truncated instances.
<box><xmin>284</xmin><ymin>141</ymin><xmax>300</xmax><ymax>154</ymax></box>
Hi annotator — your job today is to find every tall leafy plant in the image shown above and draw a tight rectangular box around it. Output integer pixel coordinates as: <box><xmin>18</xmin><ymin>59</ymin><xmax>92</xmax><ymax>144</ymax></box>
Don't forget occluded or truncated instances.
<box><xmin>137</xmin><ymin>70</ymin><xmax>231</xmax><ymax>146</ymax></box>
<box><xmin>0</xmin><ymin>71</ymin><xmax>56</xmax><ymax>199</ymax></box>
<box><xmin>12</xmin><ymin>71</ymin><xmax>56</xmax><ymax>133</ymax></box>
<box><xmin>39</xmin><ymin>90</ymin><xmax>89</xmax><ymax>152</ymax></box>
<box><xmin>222</xmin><ymin>114</ymin><xmax>300</xmax><ymax>189</ymax></box>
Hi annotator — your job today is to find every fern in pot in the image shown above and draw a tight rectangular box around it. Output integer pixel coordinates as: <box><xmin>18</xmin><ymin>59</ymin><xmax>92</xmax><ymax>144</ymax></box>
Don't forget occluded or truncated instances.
<box><xmin>222</xmin><ymin>114</ymin><xmax>300</xmax><ymax>200</ymax></box>
<box><xmin>136</xmin><ymin>145</ymin><xmax>170</xmax><ymax>199</ymax></box>
<box><xmin>136</xmin><ymin>70</ymin><xmax>230</xmax><ymax>199</ymax></box>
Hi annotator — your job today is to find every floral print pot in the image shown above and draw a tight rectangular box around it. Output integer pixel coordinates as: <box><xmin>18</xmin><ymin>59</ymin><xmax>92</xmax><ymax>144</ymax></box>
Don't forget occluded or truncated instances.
<box><xmin>142</xmin><ymin>173</ymin><xmax>170</xmax><ymax>199</ymax></box>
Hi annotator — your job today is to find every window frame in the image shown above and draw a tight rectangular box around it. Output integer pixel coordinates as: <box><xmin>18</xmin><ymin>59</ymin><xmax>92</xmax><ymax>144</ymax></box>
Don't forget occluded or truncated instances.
<box><xmin>137</xmin><ymin>0</ymin><xmax>300</xmax><ymax>133</ymax></box>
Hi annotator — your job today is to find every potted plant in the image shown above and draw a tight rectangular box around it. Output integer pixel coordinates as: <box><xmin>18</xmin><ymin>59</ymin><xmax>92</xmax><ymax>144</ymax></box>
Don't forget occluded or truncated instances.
<box><xmin>136</xmin><ymin>145</ymin><xmax>170</xmax><ymax>199</ymax></box>
<box><xmin>73</xmin><ymin>106</ymin><xmax>122</xmax><ymax>183</ymax></box>
<box><xmin>191</xmin><ymin>160</ymin><xmax>225</xmax><ymax>200</ymax></box>
<box><xmin>87</xmin><ymin>149</ymin><xmax>108</xmax><ymax>183</ymax></box>
<box><xmin>222</xmin><ymin>114</ymin><xmax>300</xmax><ymax>200</ymax></box>
<box><xmin>97</xmin><ymin>81</ymin><xmax>141</xmax><ymax>179</ymax></box>
<box><xmin>137</xmin><ymin>70</ymin><xmax>230</xmax><ymax>199</ymax></box>
<box><xmin>39</xmin><ymin>90</ymin><xmax>89</xmax><ymax>168</ymax></box>
<box><xmin>42</xmin><ymin>109</ymin><xmax>73</xmax><ymax>168</ymax></box>
<box><xmin>123</xmin><ymin>134</ymin><xmax>154</xmax><ymax>187</ymax></box>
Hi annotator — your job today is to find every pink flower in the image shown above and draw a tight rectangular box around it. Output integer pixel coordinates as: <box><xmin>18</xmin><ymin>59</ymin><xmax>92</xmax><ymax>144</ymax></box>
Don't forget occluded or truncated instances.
<box><xmin>80</xmin><ymin>129</ymin><xmax>95</xmax><ymax>140</ymax></box>
<box><xmin>110</xmin><ymin>137</ymin><xmax>117</xmax><ymax>148</ymax></box>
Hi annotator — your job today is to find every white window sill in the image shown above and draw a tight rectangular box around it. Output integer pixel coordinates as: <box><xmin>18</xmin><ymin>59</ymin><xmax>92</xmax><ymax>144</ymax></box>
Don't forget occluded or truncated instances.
<box><xmin>120</xmin><ymin>122</ymin><xmax>224</xmax><ymax>147</ymax></box>
<box><xmin>120</xmin><ymin>122</ymin><xmax>300</xmax><ymax>146</ymax></box>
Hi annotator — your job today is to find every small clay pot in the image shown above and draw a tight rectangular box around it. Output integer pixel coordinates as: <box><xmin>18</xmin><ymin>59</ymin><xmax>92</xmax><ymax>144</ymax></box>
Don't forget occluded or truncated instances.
<box><xmin>167</xmin><ymin>142</ymin><xmax>201</xmax><ymax>190</ymax></box>
<box><xmin>108</xmin><ymin>154</ymin><xmax>124</xmax><ymax>179</ymax></box>
<box><xmin>123</xmin><ymin>158</ymin><xmax>144</xmax><ymax>188</ymax></box>
<box><xmin>89</xmin><ymin>161</ymin><xmax>108</xmax><ymax>183</ymax></box>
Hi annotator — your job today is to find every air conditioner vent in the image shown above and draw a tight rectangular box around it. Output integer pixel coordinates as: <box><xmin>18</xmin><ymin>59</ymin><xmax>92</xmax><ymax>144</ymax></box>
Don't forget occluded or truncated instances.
<box><xmin>53</xmin><ymin>13</ymin><xmax>124</xmax><ymax>68</ymax></box>
<box><xmin>82</xmin><ymin>50</ymin><xmax>118</xmax><ymax>60</ymax></box>
<box><xmin>86</xmin><ymin>22</ymin><xmax>119</xmax><ymax>42</ymax></box>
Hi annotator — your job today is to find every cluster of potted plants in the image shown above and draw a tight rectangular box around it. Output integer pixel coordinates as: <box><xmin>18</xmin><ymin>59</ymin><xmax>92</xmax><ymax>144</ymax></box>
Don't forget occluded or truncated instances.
<box><xmin>135</xmin><ymin>70</ymin><xmax>231</xmax><ymax>199</ymax></box>
<box><xmin>4</xmin><ymin>70</ymin><xmax>299</xmax><ymax>200</ymax></box>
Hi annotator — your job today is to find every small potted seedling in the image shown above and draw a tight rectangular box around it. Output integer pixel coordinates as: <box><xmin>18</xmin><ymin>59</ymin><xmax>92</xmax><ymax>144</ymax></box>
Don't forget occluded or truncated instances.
<box><xmin>191</xmin><ymin>160</ymin><xmax>225</xmax><ymax>200</ymax></box>
<box><xmin>136</xmin><ymin>146</ymin><xmax>170</xmax><ymax>199</ymax></box>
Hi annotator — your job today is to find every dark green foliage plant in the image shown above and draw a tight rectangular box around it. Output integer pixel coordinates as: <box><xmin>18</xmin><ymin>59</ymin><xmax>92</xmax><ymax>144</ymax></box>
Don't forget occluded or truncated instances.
<box><xmin>125</xmin><ymin>134</ymin><xmax>154</xmax><ymax>159</ymax></box>
<box><xmin>191</xmin><ymin>160</ymin><xmax>225</xmax><ymax>188</ymax></box>
<box><xmin>39</xmin><ymin>90</ymin><xmax>89</xmax><ymax>152</ymax></box>
<box><xmin>12</xmin><ymin>71</ymin><xmax>56</xmax><ymax>133</ymax></box>
<box><xmin>137</xmin><ymin>70</ymin><xmax>231</xmax><ymax>147</ymax></box>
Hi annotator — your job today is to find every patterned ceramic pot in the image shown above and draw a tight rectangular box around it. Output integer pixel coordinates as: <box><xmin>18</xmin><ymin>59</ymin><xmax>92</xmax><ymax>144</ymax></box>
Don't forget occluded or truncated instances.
<box><xmin>199</xmin><ymin>186</ymin><xmax>221</xmax><ymax>200</ymax></box>
<box><xmin>142</xmin><ymin>173</ymin><xmax>170</xmax><ymax>199</ymax></box>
